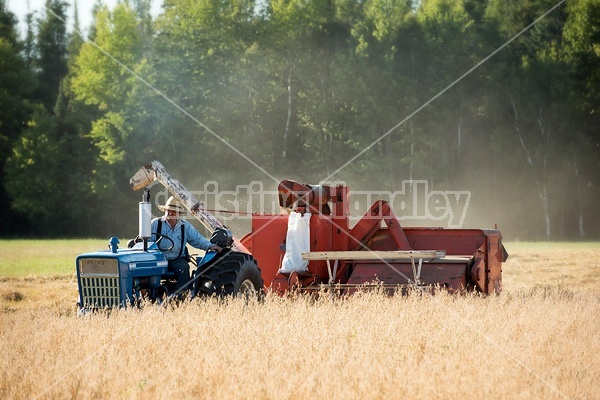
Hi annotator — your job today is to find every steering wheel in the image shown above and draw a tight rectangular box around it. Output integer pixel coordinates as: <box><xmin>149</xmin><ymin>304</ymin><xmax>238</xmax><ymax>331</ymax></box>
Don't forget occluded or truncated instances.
<box><xmin>155</xmin><ymin>235</ymin><xmax>175</xmax><ymax>252</ymax></box>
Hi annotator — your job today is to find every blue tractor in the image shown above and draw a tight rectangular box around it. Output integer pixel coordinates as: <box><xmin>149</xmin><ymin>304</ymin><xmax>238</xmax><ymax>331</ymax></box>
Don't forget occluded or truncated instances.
<box><xmin>75</xmin><ymin>189</ymin><xmax>263</xmax><ymax>312</ymax></box>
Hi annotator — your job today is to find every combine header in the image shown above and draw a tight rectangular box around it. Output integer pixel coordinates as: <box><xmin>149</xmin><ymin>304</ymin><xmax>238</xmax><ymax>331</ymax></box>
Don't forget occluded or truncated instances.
<box><xmin>75</xmin><ymin>161</ymin><xmax>508</xmax><ymax>310</ymax></box>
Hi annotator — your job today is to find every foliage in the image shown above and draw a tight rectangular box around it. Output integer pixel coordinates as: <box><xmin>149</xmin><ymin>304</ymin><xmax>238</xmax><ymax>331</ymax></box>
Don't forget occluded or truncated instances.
<box><xmin>0</xmin><ymin>1</ymin><xmax>34</xmax><ymax>235</ymax></box>
<box><xmin>35</xmin><ymin>0</ymin><xmax>69</xmax><ymax>113</ymax></box>
<box><xmin>1</xmin><ymin>0</ymin><xmax>599</xmax><ymax>239</ymax></box>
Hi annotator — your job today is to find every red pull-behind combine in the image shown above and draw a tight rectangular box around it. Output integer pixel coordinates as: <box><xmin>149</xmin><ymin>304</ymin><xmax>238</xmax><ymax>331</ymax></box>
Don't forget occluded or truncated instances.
<box><xmin>242</xmin><ymin>179</ymin><xmax>507</xmax><ymax>295</ymax></box>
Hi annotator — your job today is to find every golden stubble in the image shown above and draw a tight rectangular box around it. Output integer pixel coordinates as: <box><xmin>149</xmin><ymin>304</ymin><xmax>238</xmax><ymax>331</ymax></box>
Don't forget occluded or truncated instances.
<box><xmin>1</xmin><ymin>244</ymin><xmax>599</xmax><ymax>399</ymax></box>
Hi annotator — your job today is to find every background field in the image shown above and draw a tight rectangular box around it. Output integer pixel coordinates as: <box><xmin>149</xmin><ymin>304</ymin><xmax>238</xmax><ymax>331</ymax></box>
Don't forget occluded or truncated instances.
<box><xmin>1</xmin><ymin>241</ymin><xmax>599</xmax><ymax>399</ymax></box>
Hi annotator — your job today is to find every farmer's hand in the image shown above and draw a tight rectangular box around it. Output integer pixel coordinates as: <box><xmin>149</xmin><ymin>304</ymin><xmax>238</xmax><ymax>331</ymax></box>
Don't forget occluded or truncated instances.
<box><xmin>209</xmin><ymin>244</ymin><xmax>222</xmax><ymax>253</ymax></box>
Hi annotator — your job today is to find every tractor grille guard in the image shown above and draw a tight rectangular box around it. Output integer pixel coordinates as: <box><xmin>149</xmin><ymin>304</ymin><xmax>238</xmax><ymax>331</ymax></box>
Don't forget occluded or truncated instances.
<box><xmin>78</xmin><ymin>258</ymin><xmax>121</xmax><ymax>309</ymax></box>
<box><xmin>80</xmin><ymin>276</ymin><xmax>120</xmax><ymax>308</ymax></box>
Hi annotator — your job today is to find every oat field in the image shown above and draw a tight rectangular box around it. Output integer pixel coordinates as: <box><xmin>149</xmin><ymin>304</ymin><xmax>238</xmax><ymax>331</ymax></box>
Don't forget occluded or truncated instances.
<box><xmin>1</xmin><ymin>242</ymin><xmax>599</xmax><ymax>399</ymax></box>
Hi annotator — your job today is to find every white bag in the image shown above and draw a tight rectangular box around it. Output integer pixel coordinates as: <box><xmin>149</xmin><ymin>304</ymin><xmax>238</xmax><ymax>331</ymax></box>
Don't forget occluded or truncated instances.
<box><xmin>279</xmin><ymin>212</ymin><xmax>311</xmax><ymax>273</ymax></box>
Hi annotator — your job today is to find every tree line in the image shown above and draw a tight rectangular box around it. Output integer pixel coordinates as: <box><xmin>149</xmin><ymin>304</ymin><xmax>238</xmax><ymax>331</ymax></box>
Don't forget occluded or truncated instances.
<box><xmin>0</xmin><ymin>0</ymin><xmax>598</xmax><ymax>240</ymax></box>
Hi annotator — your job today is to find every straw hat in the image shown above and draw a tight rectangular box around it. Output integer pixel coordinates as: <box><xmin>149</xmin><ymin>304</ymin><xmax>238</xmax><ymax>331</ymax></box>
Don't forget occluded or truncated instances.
<box><xmin>159</xmin><ymin>196</ymin><xmax>185</xmax><ymax>213</ymax></box>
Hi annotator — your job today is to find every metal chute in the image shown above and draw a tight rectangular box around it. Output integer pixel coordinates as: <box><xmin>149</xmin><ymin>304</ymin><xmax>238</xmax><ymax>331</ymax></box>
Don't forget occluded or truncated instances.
<box><xmin>129</xmin><ymin>160</ymin><xmax>250</xmax><ymax>254</ymax></box>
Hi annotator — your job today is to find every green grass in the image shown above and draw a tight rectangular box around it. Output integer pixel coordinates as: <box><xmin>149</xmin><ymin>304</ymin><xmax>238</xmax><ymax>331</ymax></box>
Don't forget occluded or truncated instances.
<box><xmin>1</xmin><ymin>239</ymin><xmax>599</xmax><ymax>278</ymax></box>
<box><xmin>0</xmin><ymin>239</ymin><xmax>108</xmax><ymax>277</ymax></box>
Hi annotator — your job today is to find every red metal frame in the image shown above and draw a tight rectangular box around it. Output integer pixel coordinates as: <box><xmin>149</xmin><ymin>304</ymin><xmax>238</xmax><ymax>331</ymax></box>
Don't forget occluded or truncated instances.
<box><xmin>241</xmin><ymin>181</ymin><xmax>507</xmax><ymax>295</ymax></box>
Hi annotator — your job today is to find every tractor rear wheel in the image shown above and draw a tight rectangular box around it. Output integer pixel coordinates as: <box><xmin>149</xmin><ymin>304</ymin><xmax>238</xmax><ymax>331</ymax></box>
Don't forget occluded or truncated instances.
<box><xmin>195</xmin><ymin>252</ymin><xmax>263</xmax><ymax>299</ymax></box>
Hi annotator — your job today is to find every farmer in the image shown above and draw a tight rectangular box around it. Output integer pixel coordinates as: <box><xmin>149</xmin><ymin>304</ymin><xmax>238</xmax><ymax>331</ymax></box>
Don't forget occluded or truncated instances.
<box><xmin>151</xmin><ymin>196</ymin><xmax>222</xmax><ymax>294</ymax></box>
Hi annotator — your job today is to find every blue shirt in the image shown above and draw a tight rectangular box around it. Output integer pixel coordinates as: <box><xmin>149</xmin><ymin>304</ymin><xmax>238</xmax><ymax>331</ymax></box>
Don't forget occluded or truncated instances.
<box><xmin>151</xmin><ymin>217</ymin><xmax>212</xmax><ymax>260</ymax></box>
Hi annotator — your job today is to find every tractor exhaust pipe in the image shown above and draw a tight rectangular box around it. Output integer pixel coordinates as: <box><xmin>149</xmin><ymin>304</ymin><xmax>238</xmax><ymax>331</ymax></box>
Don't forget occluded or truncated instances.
<box><xmin>139</xmin><ymin>189</ymin><xmax>152</xmax><ymax>251</ymax></box>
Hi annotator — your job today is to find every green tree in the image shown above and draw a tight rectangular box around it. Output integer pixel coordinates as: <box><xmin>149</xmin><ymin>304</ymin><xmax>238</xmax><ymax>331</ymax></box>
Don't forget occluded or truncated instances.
<box><xmin>5</xmin><ymin>1</ymin><xmax>103</xmax><ymax>236</ymax></box>
<box><xmin>5</xmin><ymin>106</ymin><xmax>70</xmax><ymax>234</ymax></box>
<box><xmin>561</xmin><ymin>0</ymin><xmax>600</xmax><ymax>237</ymax></box>
<box><xmin>152</xmin><ymin>0</ymin><xmax>269</xmax><ymax>185</ymax></box>
<box><xmin>485</xmin><ymin>0</ymin><xmax>575</xmax><ymax>239</ymax></box>
<box><xmin>0</xmin><ymin>1</ymin><xmax>31</xmax><ymax>147</ymax></box>
<box><xmin>69</xmin><ymin>2</ymin><xmax>167</xmax><ymax>236</ymax></box>
<box><xmin>563</xmin><ymin>0</ymin><xmax>600</xmax><ymax>133</ymax></box>
<box><xmin>35</xmin><ymin>0</ymin><xmax>69</xmax><ymax>113</ymax></box>
<box><xmin>72</xmin><ymin>3</ymin><xmax>154</xmax><ymax>168</ymax></box>
<box><xmin>0</xmin><ymin>0</ymin><xmax>34</xmax><ymax>235</ymax></box>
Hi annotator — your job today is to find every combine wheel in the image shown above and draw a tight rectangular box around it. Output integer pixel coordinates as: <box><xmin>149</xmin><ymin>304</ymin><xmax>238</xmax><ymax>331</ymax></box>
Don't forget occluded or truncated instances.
<box><xmin>195</xmin><ymin>252</ymin><xmax>264</xmax><ymax>299</ymax></box>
